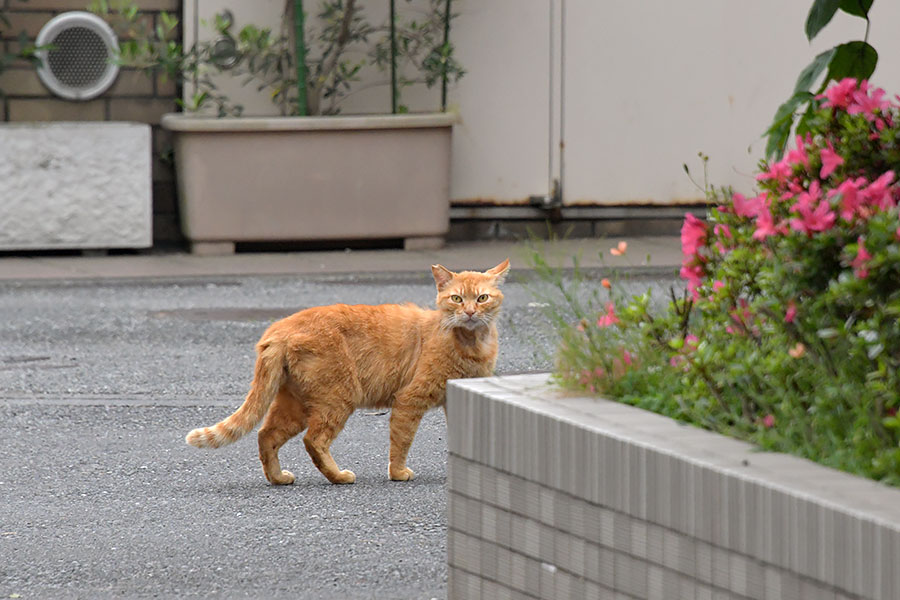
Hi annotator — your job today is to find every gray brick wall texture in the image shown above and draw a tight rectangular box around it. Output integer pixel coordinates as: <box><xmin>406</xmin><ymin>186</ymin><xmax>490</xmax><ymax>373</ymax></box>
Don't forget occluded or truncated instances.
<box><xmin>1</xmin><ymin>0</ymin><xmax>182</xmax><ymax>247</ymax></box>
<box><xmin>445</xmin><ymin>374</ymin><xmax>900</xmax><ymax>600</ymax></box>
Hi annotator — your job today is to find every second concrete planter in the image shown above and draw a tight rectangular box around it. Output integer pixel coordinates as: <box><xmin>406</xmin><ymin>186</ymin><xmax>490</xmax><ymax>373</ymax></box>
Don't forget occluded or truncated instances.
<box><xmin>161</xmin><ymin>112</ymin><xmax>455</xmax><ymax>254</ymax></box>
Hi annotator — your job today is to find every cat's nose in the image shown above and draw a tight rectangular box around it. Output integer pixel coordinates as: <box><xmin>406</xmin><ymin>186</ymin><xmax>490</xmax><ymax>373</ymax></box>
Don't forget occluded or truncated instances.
<box><xmin>465</xmin><ymin>308</ymin><xmax>476</xmax><ymax>317</ymax></box>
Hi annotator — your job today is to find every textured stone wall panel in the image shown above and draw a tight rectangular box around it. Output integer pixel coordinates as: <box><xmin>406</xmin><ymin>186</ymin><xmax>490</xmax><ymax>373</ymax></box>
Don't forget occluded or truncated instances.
<box><xmin>0</xmin><ymin>122</ymin><xmax>152</xmax><ymax>249</ymax></box>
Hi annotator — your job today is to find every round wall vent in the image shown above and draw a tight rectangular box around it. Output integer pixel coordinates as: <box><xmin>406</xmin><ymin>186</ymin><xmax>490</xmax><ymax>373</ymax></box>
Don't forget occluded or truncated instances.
<box><xmin>35</xmin><ymin>12</ymin><xmax>120</xmax><ymax>101</ymax></box>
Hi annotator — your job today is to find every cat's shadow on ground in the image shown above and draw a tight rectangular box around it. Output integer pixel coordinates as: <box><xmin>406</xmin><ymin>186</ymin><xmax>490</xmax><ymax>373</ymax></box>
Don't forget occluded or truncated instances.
<box><xmin>198</xmin><ymin>474</ymin><xmax>446</xmax><ymax>496</ymax></box>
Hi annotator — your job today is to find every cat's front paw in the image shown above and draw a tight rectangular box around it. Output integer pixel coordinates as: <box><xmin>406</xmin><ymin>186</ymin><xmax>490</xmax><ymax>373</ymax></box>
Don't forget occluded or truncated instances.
<box><xmin>389</xmin><ymin>466</ymin><xmax>415</xmax><ymax>481</ymax></box>
<box><xmin>332</xmin><ymin>469</ymin><xmax>356</xmax><ymax>484</ymax></box>
<box><xmin>269</xmin><ymin>470</ymin><xmax>295</xmax><ymax>485</ymax></box>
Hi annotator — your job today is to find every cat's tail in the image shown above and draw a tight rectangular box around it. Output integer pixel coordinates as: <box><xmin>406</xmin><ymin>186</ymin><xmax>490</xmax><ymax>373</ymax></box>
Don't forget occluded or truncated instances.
<box><xmin>185</xmin><ymin>341</ymin><xmax>285</xmax><ymax>449</ymax></box>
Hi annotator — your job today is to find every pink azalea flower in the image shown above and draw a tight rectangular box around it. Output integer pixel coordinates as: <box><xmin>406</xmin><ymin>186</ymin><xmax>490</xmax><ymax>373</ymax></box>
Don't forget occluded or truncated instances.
<box><xmin>831</xmin><ymin>177</ymin><xmax>866</xmax><ymax>221</ymax></box>
<box><xmin>848</xmin><ymin>81</ymin><xmax>891</xmax><ymax>121</ymax></box>
<box><xmin>622</xmin><ymin>349</ymin><xmax>634</xmax><ymax>366</ymax></box>
<box><xmin>895</xmin><ymin>226</ymin><xmax>900</xmax><ymax>241</ymax></box>
<box><xmin>714</xmin><ymin>223</ymin><xmax>732</xmax><ymax>239</ymax></box>
<box><xmin>784</xmin><ymin>300</ymin><xmax>797</xmax><ymax>323</ymax></box>
<box><xmin>755</xmin><ymin>159</ymin><xmax>792</xmax><ymax>184</ymax></box>
<box><xmin>819</xmin><ymin>77</ymin><xmax>857</xmax><ymax>110</ymax></box>
<box><xmin>781</xmin><ymin>178</ymin><xmax>804</xmax><ymax>201</ymax></box>
<box><xmin>680</xmin><ymin>213</ymin><xmax>708</xmax><ymax>258</ymax></box>
<box><xmin>713</xmin><ymin>280</ymin><xmax>725</xmax><ymax>292</ymax></box>
<box><xmin>752</xmin><ymin>203</ymin><xmax>779</xmax><ymax>241</ymax></box>
<box><xmin>819</xmin><ymin>142</ymin><xmax>844</xmax><ymax>179</ymax></box>
<box><xmin>597</xmin><ymin>302</ymin><xmax>620</xmax><ymax>328</ymax></box>
<box><xmin>790</xmin><ymin>184</ymin><xmax>836</xmax><ymax>235</ymax></box>
<box><xmin>861</xmin><ymin>171</ymin><xmax>896</xmax><ymax>211</ymax></box>
<box><xmin>791</xmin><ymin>180</ymin><xmax>823</xmax><ymax>212</ymax></box>
<box><xmin>785</xmin><ymin>135</ymin><xmax>809</xmax><ymax>168</ymax></box>
<box><xmin>685</xmin><ymin>334</ymin><xmax>699</xmax><ymax>348</ymax></box>
<box><xmin>713</xmin><ymin>224</ymin><xmax>732</xmax><ymax>255</ymax></box>
<box><xmin>679</xmin><ymin>263</ymin><xmax>705</xmax><ymax>300</ymax></box>
<box><xmin>732</xmin><ymin>193</ymin><xmax>765</xmax><ymax>218</ymax></box>
<box><xmin>851</xmin><ymin>236</ymin><xmax>872</xmax><ymax>279</ymax></box>
<box><xmin>762</xmin><ymin>414</ymin><xmax>776</xmax><ymax>428</ymax></box>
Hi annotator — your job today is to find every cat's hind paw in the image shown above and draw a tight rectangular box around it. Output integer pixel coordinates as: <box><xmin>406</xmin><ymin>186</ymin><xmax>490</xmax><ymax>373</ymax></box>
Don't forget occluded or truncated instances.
<box><xmin>389</xmin><ymin>466</ymin><xmax>415</xmax><ymax>481</ymax></box>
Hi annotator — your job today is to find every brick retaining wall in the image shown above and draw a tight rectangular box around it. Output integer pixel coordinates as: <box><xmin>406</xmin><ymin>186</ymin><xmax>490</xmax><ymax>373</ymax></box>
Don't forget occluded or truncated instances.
<box><xmin>446</xmin><ymin>374</ymin><xmax>900</xmax><ymax>600</ymax></box>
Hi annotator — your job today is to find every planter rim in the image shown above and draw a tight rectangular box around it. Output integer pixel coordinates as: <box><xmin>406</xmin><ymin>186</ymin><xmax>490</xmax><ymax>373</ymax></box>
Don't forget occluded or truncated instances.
<box><xmin>161</xmin><ymin>112</ymin><xmax>457</xmax><ymax>133</ymax></box>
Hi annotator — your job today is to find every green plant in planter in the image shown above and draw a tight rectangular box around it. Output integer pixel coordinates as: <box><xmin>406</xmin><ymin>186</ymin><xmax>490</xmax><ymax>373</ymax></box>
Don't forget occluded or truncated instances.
<box><xmin>532</xmin><ymin>78</ymin><xmax>900</xmax><ymax>486</ymax></box>
<box><xmin>90</xmin><ymin>0</ymin><xmax>464</xmax><ymax>117</ymax></box>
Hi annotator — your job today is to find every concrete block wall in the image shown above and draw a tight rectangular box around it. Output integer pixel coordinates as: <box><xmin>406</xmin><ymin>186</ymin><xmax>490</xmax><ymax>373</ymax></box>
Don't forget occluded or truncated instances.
<box><xmin>0</xmin><ymin>122</ymin><xmax>152</xmax><ymax>249</ymax></box>
<box><xmin>0</xmin><ymin>0</ymin><xmax>182</xmax><ymax>247</ymax></box>
<box><xmin>446</xmin><ymin>374</ymin><xmax>900</xmax><ymax>600</ymax></box>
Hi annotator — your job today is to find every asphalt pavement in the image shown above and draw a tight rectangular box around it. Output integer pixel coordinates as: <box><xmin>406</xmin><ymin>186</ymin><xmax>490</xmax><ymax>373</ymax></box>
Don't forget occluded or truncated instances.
<box><xmin>0</xmin><ymin>237</ymin><xmax>683</xmax><ymax>599</ymax></box>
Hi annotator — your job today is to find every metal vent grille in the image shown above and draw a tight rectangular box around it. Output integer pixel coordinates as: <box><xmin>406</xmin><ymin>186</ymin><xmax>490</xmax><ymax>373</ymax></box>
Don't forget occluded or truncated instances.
<box><xmin>36</xmin><ymin>12</ymin><xmax>119</xmax><ymax>101</ymax></box>
<box><xmin>47</xmin><ymin>27</ymin><xmax>110</xmax><ymax>88</ymax></box>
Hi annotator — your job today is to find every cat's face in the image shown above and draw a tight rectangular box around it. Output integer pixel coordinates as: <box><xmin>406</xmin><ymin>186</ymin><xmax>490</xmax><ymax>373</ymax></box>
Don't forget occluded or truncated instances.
<box><xmin>431</xmin><ymin>260</ymin><xmax>509</xmax><ymax>330</ymax></box>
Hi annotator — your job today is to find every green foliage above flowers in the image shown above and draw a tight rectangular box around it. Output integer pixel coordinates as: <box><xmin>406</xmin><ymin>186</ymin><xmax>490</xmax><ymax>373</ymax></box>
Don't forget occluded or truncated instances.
<box><xmin>766</xmin><ymin>0</ymin><xmax>877</xmax><ymax>158</ymax></box>
<box><xmin>535</xmin><ymin>79</ymin><xmax>900</xmax><ymax>486</ymax></box>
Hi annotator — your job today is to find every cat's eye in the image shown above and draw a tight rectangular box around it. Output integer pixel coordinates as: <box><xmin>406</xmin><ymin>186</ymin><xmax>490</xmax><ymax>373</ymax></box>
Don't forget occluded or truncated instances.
<box><xmin>477</xmin><ymin>294</ymin><xmax>490</xmax><ymax>303</ymax></box>
<box><xmin>450</xmin><ymin>294</ymin><xmax>463</xmax><ymax>303</ymax></box>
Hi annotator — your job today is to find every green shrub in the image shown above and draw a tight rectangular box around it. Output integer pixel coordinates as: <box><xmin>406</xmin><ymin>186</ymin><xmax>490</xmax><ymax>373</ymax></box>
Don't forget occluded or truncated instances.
<box><xmin>533</xmin><ymin>78</ymin><xmax>900</xmax><ymax>486</ymax></box>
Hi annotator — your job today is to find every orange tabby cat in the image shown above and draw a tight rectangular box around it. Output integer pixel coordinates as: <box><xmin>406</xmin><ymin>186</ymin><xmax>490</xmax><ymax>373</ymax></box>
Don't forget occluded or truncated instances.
<box><xmin>185</xmin><ymin>259</ymin><xmax>509</xmax><ymax>485</ymax></box>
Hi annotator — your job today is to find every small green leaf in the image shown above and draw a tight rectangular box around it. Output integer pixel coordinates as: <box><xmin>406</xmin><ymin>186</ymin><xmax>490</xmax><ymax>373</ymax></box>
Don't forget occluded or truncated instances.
<box><xmin>795</xmin><ymin>102</ymin><xmax>818</xmax><ymax>138</ymax></box>
<box><xmin>806</xmin><ymin>0</ymin><xmax>841</xmax><ymax>41</ymax></box>
<box><xmin>764</xmin><ymin>91</ymin><xmax>812</xmax><ymax>158</ymax></box>
<box><xmin>794</xmin><ymin>48</ymin><xmax>836</xmax><ymax>94</ymax></box>
<box><xmin>839</xmin><ymin>0</ymin><xmax>873</xmax><ymax>18</ymax></box>
<box><xmin>825</xmin><ymin>41</ymin><xmax>878</xmax><ymax>84</ymax></box>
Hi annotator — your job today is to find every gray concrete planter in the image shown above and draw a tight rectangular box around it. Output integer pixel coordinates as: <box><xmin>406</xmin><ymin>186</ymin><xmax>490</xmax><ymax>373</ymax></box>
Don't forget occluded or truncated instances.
<box><xmin>161</xmin><ymin>112</ymin><xmax>455</xmax><ymax>254</ymax></box>
<box><xmin>0</xmin><ymin>122</ymin><xmax>152</xmax><ymax>251</ymax></box>
<box><xmin>446</xmin><ymin>373</ymin><xmax>900</xmax><ymax>600</ymax></box>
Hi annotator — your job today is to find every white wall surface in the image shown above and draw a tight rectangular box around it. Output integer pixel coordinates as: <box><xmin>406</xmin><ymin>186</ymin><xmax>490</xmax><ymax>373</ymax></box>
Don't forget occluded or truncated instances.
<box><xmin>554</xmin><ymin>0</ymin><xmax>900</xmax><ymax>205</ymax></box>
<box><xmin>449</xmin><ymin>0</ymin><xmax>900</xmax><ymax>205</ymax></box>
<box><xmin>181</xmin><ymin>0</ymin><xmax>900</xmax><ymax>206</ymax></box>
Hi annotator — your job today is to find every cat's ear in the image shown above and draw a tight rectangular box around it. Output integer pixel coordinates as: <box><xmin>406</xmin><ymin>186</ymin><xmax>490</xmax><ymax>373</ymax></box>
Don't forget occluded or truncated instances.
<box><xmin>431</xmin><ymin>264</ymin><xmax>456</xmax><ymax>291</ymax></box>
<box><xmin>486</xmin><ymin>259</ymin><xmax>510</xmax><ymax>285</ymax></box>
